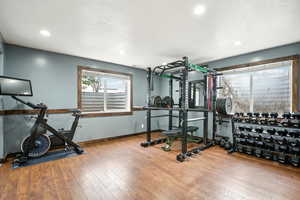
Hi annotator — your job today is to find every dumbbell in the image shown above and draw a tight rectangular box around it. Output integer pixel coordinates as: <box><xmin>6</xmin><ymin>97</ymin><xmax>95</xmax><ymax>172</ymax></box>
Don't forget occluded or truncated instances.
<box><xmin>141</xmin><ymin>142</ymin><xmax>150</xmax><ymax>147</ymax></box>
<box><xmin>277</xmin><ymin>129</ymin><xmax>288</xmax><ymax>137</ymax></box>
<box><xmin>291</xmin><ymin>112</ymin><xmax>300</xmax><ymax>128</ymax></box>
<box><xmin>237</xmin><ymin>144</ymin><xmax>244</xmax><ymax>153</ymax></box>
<box><xmin>251</xmin><ymin>132</ymin><xmax>259</xmax><ymax>140</ymax></box>
<box><xmin>291</xmin><ymin>146</ymin><xmax>300</xmax><ymax>155</ymax></box>
<box><xmin>192</xmin><ymin>148</ymin><xmax>201</xmax><ymax>154</ymax></box>
<box><xmin>245</xmin><ymin>113</ymin><xmax>252</xmax><ymax>123</ymax></box>
<box><xmin>276</xmin><ymin>136</ymin><xmax>288</xmax><ymax>145</ymax></box>
<box><xmin>281</xmin><ymin>112</ymin><xmax>292</xmax><ymax>127</ymax></box>
<box><xmin>240</xmin><ymin>132</ymin><xmax>246</xmax><ymax>138</ymax></box>
<box><xmin>150</xmin><ymin>141</ymin><xmax>157</xmax><ymax>145</ymax></box>
<box><xmin>239</xmin><ymin>138</ymin><xmax>246</xmax><ymax>145</ymax></box>
<box><xmin>272</xmin><ymin>154</ymin><xmax>278</xmax><ymax>162</ymax></box>
<box><xmin>279</xmin><ymin>145</ymin><xmax>288</xmax><ymax>153</ymax></box>
<box><xmin>176</xmin><ymin>154</ymin><xmax>187</xmax><ymax>162</ymax></box>
<box><xmin>264</xmin><ymin>142</ymin><xmax>275</xmax><ymax>151</ymax></box>
<box><xmin>253</xmin><ymin>112</ymin><xmax>260</xmax><ymax>117</ymax></box>
<box><xmin>186</xmin><ymin>152</ymin><xmax>193</xmax><ymax>157</ymax></box>
<box><xmin>250</xmin><ymin>113</ymin><xmax>260</xmax><ymax>124</ymax></box>
<box><xmin>238</xmin><ymin>113</ymin><xmax>244</xmax><ymax>122</ymax></box>
<box><xmin>266</xmin><ymin>128</ymin><xmax>276</xmax><ymax>135</ymax></box>
<box><xmin>246</xmin><ymin>138</ymin><xmax>255</xmax><ymax>146</ymax></box>
<box><xmin>255</xmin><ymin>127</ymin><xmax>264</xmax><ymax>133</ymax></box>
<box><xmin>255</xmin><ymin>140</ymin><xmax>264</xmax><ymax>149</ymax></box>
<box><xmin>224</xmin><ymin>141</ymin><xmax>232</xmax><ymax>150</ymax></box>
<box><xmin>289</xmin><ymin>139</ymin><xmax>300</xmax><ymax>154</ymax></box>
<box><xmin>238</xmin><ymin>126</ymin><xmax>245</xmax><ymax>131</ymax></box>
<box><xmin>254</xmin><ymin>148</ymin><xmax>263</xmax><ymax>158</ymax></box>
<box><xmin>262</xmin><ymin>113</ymin><xmax>269</xmax><ymax>118</ymax></box>
<box><xmin>268</xmin><ymin>112</ymin><xmax>279</xmax><ymax>125</ymax></box>
<box><xmin>291</xmin><ymin>155</ymin><xmax>300</xmax><ymax>167</ymax></box>
<box><xmin>220</xmin><ymin>138</ymin><xmax>228</xmax><ymax>148</ymax></box>
<box><xmin>270</xmin><ymin>112</ymin><xmax>278</xmax><ymax>118</ymax></box>
<box><xmin>263</xmin><ymin>135</ymin><xmax>273</xmax><ymax>143</ymax></box>
<box><xmin>263</xmin><ymin>150</ymin><xmax>272</xmax><ymax>160</ymax></box>
<box><xmin>260</xmin><ymin>113</ymin><xmax>269</xmax><ymax>125</ymax></box>
<box><xmin>233</xmin><ymin>113</ymin><xmax>241</xmax><ymax>122</ymax></box>
<box><xmin>245</xmin><ymin>126</ymin><xmax>252</xmax><ymax>132</ymax></box>
<box><xmin>247</xmin><ymin>113</ymin><xmax>253</xmax><ymax>117</ymax></box>
<box><xmin>214</xmin><ymin>137</ymin><xmax>222</xmax><ymax>145</ymax></box>
<box><xmin>278</xmin><ymin>152</ymin><xmax>288</xmax><ymax>164</ymax></box>
<box><xmin>245</xmin><ymin>146</ymin><xmax>253</xmax><ymax>155</ymax></box>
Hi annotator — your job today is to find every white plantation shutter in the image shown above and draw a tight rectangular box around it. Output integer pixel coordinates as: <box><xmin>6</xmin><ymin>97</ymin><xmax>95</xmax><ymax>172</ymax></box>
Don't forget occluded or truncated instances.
<box><xmin>81</xmin><ymin>92</ymin><xmax>104</xmax><ymax>112</ymax></box>
<box><xmin>218</xmin><ymin>60</ymin><xmax>292</xmax><ymax>114</ymax></box>
<box><xmin>106</xmin><ymin>92</ymin><xmax>128</xmax><ymax>110</ymax></box>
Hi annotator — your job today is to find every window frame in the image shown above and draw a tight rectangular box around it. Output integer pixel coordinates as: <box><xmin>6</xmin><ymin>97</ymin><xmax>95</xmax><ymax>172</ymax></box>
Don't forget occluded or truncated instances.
<box><xmin>215</xmin><ymin>55</ymin><xmax>299</xmax><ymax>112</ymax></box>
<box><xmin>77</xmin><ymin>66</ymin><xmax>133</xmax><ymax>117</ymax></box>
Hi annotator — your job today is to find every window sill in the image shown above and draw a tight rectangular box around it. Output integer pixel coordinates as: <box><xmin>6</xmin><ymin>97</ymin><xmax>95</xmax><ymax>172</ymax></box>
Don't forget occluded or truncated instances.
<box><xmin>80</xmin><ymin>111</ymin><xmax>133</xmax><ymax>118</ymax></box>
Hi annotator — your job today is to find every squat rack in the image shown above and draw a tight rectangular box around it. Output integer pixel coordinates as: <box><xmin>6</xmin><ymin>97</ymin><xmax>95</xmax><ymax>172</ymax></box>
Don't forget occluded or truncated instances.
<box><xmin>140</xmin><ymin>56</ymin><xmax>219</xmax><ymax>162</ymax></box>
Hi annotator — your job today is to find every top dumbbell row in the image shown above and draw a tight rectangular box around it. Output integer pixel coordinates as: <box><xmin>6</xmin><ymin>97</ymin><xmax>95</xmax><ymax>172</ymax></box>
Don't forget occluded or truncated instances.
<box><xmin>233</xmin><ymin>112</ymin><xmax>300</xmax><ymax>128</ymax></box>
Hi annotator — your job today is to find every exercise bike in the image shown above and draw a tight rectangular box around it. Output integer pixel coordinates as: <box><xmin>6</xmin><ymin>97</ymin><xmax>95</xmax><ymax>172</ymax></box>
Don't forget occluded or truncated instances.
<box><xmin>12</xmin><ymin>96</ymin><xmax>84</xmax><ymax>164</ymax></box>
<box><xmin>0</xmin><ymin>76</ymin><xmax>83</xmax><ymax>166</ymax></box>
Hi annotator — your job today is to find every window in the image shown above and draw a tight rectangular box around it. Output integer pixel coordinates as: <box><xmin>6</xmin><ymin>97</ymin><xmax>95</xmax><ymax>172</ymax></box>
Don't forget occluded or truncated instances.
<box><xmin>217</xmin><ymin>56</ymin><xmax>299</xmax><ymax>114</ymax></box>
<box><xmin>78</xmin><ymin>66</ymin><xmax>132</xmax><ymax>116</ymax></box>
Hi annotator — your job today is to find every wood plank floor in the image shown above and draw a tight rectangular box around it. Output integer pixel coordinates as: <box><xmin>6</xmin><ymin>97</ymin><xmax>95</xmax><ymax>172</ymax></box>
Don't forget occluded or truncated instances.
<box><xmin>1</xmin><ymin>132</ymin><xmax>300</xmax><ymax>200</ymax></box>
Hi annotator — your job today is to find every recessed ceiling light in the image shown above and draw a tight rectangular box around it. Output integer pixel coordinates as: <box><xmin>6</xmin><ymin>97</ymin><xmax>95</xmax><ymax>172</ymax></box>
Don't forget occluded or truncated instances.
<box><xmin>119</xmin><ymin>50</ymin><xmax>125</xmax><ymax>55</ymax></box>
<box><xmin>234</xmin><ymin>41</ymin><xmax>242</xmax><ymax>46</ymax></box>
<box><xmin>194</xmin><ymin>5</ymin><xmax>206</xmax><ymax>16</ymax></box>
<box><xmin>40</xmin><ymin>30</ymin><xmax>51</xmax><ymax>37</ymax></box>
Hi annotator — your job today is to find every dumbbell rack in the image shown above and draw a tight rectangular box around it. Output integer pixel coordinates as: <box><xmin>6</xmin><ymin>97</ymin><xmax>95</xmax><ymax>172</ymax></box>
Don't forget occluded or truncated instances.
<box><xmin>231</xmin><ymin>113</ymin><xmax>300</xmax><ymax>167</ymax></box>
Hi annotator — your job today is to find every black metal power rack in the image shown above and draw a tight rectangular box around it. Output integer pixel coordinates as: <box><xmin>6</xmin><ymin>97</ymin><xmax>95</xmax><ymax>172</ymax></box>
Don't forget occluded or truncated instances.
<box><xmin>140</xmin><ymin>56</ymin><xmax>218</xmax><ymax>162</ymax></box>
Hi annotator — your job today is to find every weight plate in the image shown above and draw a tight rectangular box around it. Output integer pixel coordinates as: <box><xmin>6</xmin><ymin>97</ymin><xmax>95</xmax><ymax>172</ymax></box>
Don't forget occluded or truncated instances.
<box><xmin>216</xmin><ymin>98</ymin><xmax>232</xmax><ymax>115</ymax></box>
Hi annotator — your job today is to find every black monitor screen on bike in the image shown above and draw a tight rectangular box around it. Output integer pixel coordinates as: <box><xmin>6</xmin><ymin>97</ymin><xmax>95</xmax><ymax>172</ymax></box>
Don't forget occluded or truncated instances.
<box><xmin>0</xmin><ymin>76</ymin><xmax>33</xmax><ymax>96</ymax></box>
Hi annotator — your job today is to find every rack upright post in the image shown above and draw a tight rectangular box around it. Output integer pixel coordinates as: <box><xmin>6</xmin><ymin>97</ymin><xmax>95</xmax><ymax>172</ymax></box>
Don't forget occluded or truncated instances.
<box><xmin>146</xmin><ymin>67</ymin><xmax>152</xmax><ymax>142</ymax></box>
<box><xmin>168</xmin><ymin>77</ymin><xmax>173</xmax><ymax>130</ymax></box>
<box><xmin>181</xmin><ymin>57</ymin><xmax>189</xmax><ymax>154</ymax></box>
<box><xmin>203</xmin><ymin>75</ymin><xmax>208</xmax><ymax>145</ymax></box>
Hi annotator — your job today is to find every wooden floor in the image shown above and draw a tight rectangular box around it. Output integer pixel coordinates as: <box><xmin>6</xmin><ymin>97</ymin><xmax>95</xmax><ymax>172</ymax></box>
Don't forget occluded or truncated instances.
<box><xmin>1</xmin><ymin>132</ymin><xmax>300</xmax><ymax>200</ymax></box>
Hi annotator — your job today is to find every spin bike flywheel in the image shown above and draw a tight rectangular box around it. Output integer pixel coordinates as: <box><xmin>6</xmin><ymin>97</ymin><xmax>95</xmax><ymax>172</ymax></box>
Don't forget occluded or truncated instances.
<box><xmin>21</xmin><ymin>134</ymin><xmax>51</xmax><ymax>158</ymax></box>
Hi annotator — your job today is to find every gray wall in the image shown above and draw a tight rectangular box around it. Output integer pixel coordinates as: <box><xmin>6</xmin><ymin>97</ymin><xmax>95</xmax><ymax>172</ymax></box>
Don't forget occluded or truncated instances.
<box><xmin>3</xmin><ymin>44</ymin><xmax>161</xmax><ymax>156</ymax></box>
<box><xmin>0</xmin><ymin>33</ymin><xmax>4</xmax><ymax>159</ymax></box>
<box><xmin>205</xmin><ymin>42</ymin><xmax>300</xmax><ymax>69</ymax></box>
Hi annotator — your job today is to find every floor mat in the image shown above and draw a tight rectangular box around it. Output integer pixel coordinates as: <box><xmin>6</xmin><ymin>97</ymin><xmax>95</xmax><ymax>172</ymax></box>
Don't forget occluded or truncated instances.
<box><xmin>12</xmin><ymin>149</ymin><xmax>85</xmax><ymax>169</ymax></box>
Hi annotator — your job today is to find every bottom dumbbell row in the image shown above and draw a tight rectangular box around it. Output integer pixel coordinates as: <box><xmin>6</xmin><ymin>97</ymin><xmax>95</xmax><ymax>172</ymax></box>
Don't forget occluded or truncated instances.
<box><xmin>235</xmin><ymin>144</ymin><xmax>300</xmax><ymax>167</ymax></box>
<box><xmin>234</xmin><ymin>136</ymin><xmax>300</xmax><ymax>154</ymax></box>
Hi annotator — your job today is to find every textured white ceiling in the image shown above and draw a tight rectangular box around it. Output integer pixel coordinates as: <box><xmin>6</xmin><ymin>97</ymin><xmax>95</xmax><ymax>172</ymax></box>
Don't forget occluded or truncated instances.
<box><xmin>0</xmin><ymin>0</ymin><xmax>300</xmax><ymax>68</ymax></box>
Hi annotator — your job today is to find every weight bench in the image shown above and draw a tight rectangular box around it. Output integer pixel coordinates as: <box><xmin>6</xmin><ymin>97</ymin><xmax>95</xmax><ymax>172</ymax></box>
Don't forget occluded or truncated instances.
<box><xmin>161</xmin><ymin>126</ymin><xmax>202</xmax><ymax>151</ymax></box>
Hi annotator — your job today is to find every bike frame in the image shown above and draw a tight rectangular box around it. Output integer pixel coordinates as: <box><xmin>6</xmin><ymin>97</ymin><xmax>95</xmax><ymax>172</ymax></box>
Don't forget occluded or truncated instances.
<box><xmin>12</xmin><ymin>96</ymin><xmax>82</xmax><ymax>155</ymax></box>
